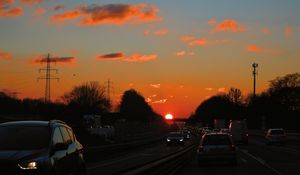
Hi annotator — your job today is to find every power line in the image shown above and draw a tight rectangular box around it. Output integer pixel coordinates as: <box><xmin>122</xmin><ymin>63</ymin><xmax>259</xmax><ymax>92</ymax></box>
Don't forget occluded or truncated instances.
<box><xmin>37</xmin><ymin>54</ymin><xmax>59</xmax><ymax>103</ymax></box>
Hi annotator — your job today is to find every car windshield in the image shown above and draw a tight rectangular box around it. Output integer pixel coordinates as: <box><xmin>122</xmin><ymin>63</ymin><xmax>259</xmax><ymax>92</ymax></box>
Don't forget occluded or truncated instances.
<box><xmin>202</xmin><ymin>135</ymin><xmax>231</xmax><ymax>145</ymax></box>
<box><xmin>0</xmin><ymin>126</ymin><xmax>50</xmax><ymax>150</ymax></box>
<box><xmin>270</xmin><ymin>130</ymin><xmax>285</xmax><ymax>135</ymax></box>
<box><xmin>168</xmin><ymin>133</ymin><xmax>182</xmax><ymax>137</ymax></box>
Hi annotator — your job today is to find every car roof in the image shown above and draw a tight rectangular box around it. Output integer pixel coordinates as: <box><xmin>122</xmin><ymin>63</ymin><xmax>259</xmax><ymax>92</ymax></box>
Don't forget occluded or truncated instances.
<box><xmin>0</xmin><ymin>120</ymin><xmax>66</xmax><ymax>127</ymax></box>
<box><xmin>268</xmin><ymin>128</ymin><xmax>284</xmax><ymax>131</ymax></box>
<box><xmin>205</xmin><ymin>132</ymin><xmax>230</xmax><ymax>136</ymax></box>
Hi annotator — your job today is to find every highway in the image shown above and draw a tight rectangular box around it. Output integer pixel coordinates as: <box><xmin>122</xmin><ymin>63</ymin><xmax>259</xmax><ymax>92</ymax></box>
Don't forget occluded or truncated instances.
<box><xmin>177</xmin><ymin>134</ymin><xmax>300</xmax><ymax>175</ymax></box>
<box><xmin>86</xmin><ymin>132</ymin><xmax>300</xmax><ymax>175</ymax></box>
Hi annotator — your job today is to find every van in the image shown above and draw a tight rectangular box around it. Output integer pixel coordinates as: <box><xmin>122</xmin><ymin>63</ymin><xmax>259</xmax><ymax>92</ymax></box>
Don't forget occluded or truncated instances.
<box><xmin>229</xmin><ymin>119</ymin><xmax>248</xmax><ymax>145</ymax></box>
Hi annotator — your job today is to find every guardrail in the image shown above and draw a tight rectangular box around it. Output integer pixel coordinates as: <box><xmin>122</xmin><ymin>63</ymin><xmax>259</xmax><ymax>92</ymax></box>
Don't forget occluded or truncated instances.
<box><xmin>120</xmin><ymin>143</ymin><xmax>196</xmax><ymax>175</ymax></box>
<box><xmin>85</xmin><ymin>136</ymin><xmax>165</xmax><ymax>162</ymax></box>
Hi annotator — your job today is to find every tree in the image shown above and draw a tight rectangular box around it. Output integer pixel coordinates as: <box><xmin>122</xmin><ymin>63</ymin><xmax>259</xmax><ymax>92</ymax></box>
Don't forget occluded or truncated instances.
<box><xmin>227</xmin><ymin>87</ymin><xmax>242</xmax><ymax>104</ymax></box>
<box><xmin>62</xmin><ymin>82</ymin><xmax>110</xmax><ymax>115</ymax></box>
<box><xmin>119</xmin><ymin>89</ymin><xmax>154</xmax><ymax>122</ymax></box>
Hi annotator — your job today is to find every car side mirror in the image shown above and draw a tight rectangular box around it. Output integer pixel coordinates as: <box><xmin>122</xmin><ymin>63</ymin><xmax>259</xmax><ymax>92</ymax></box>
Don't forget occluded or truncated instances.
<box><xmin>54</xmin><ymin>143</ymin><xmax>68</xmax><ymax>151</ymax></box>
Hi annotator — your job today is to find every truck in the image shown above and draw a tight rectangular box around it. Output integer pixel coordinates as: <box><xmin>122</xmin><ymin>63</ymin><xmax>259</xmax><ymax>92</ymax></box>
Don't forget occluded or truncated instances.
<box><xmin>229</xmin><ymin>119</ymin><xmax>248</xmax><ymax>145</ymax></box>
<box><xmin>214</xmin><ymin>119</ymin><xmax>226</xmax><ymax>130</ymax></box>
<box><xmin>83</xmin><ymin>114</ymin><xmax>115</xmax><ymax>141</ymax></box>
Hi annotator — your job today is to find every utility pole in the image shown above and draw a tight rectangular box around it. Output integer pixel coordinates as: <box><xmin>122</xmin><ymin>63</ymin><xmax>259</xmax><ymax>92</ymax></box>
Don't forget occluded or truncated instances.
<box><xmin>106</xmin><ymin>79</ymin><xmax>113</xmax><ymax>102</ymax></box>
<box><xmin>252</xmin><ymin>63</ymin><xmax>258</xmax><ymax>98</ymax></box>
<box><xmin>37</xmin><ymin>54</ymin><xmax>59</xmax><ymax>103</ymax></box>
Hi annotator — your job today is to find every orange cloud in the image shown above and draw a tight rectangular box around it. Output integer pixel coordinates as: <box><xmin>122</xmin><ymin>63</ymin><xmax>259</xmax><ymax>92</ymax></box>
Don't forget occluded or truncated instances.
<box><xmin>0</xmin><ymin>7</ymin><xmax>23</xmax><ymax>17</ymax></box>
<box><xmin>262</xmin><ymin>27</ymin><xmax>272</xmax><ymax>35</ymax></box>
<box><xmin>152</xmin><ymin>99</ymin><xmax>167</xmax><ymax>104</ymax></box>
<box><xmin>150</xmin><ymin>84</ymin><xmax>161</xmax><ymax>88</ymax></box>
<box><xmin>218</xmin><ymin>87</ymin><xmax>226</xmax><ymax>92</ymax></box>
<box><xmin>32</xmin><ymin>55</ymin><xmax>76</xmax><ymax>64</ymax></box>
<box><xmin>180</xmin><ymin>36</ymin><xmax>194</xmax><ymax>41</ymax></box>
<box><xmin>49</xmin><ymin>9</ymin><xmax>81</xmax><ymax>23</ymax></box>
<box><xmin>211</xmin><ymin>19</ymin><xmax>246</xmax><ymax>33</ymax></box>
<box><xmin>20</xmin><ymin>0</ymin><xmax>43</xmax><ymax>5</ymax></box>
<box><xmin>96</xmin><ymin>52</ymin><xmax>158</xmax><ymax>62</ymax></box>
<box><xmin>96</xmin><ymin>53</ymin><xmax>124</xmax><ymax>60</ymax></box>
<box><xmin>50</xmin><ymin>3</ymin><xmax>161</xmax><ymax>26</ymax></box>
<box><xmin>247</xmin><ymin>44</ymin><xmax>265</xmax><ymax>53</ymax></box>
<box><xmin>33</xmin><ymin>7</ymin><xmax>46</xmax><ymax>16</ymax></box>
<box><xmin>205</xmin><ymin>88</ymin><xmax>214</xmax><ymax>91</ymax></box>
<box><xmin>285</xmin><ymin>26</ymin><xmax>293</xmax><ymax>38</ymax></box>
<box><xmin>208</xmin><ymin>19</ymin><xmax>217</xmax><ymax>25</ymax></box>
<box><xmin>0</xmin><ymin>49</ymin><xmax>12</xmax><ymax>60</ymax></box>
<box><xmin>123</xmin><ymin>53</ymin><xmax>157</xmax><ymax>62</ymax></box>
<box><xmin>188</xmin><ymin>38</ymin><xmax>208</xmax><ymax>46</ymax></box>
<box><xmin>175</xmin><ymin>51</ymin><xmax>194</xmax><ymax>57</ymax></box>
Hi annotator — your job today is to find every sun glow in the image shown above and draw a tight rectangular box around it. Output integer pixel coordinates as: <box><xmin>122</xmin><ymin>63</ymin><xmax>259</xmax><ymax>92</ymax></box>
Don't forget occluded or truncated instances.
<box><xmin>165</xmin><ymin>113</ymin><xmax>174</xmax><ymax>120</ymax></box>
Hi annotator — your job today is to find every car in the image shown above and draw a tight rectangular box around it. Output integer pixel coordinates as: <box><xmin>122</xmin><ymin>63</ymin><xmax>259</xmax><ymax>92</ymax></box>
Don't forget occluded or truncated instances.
<box><xmin>197</xmin><ymin>132</ymin><xmax>237</xmax><ymax>166</ymax></box>
<box><xmin>220</xmin><ymin>128</ymin><xmax>230</xmax><ymax>134</ymax></box>
<box><xmin>265</xmin><ymin>128</ymin><xmax>286</xmax><ymax>145</ymax></box>
<box><xmin>0</xmin><ymin>120</ymin><xmax>86</xmax><ymax>175</ymax></box>
<box><xmin>166</xmin><ymin>132</ymin><xmax>185</xmax><ymax>146</ymax></box>
<box><xmin>229</xmin><ymin>119</ymin><xmax>248</xmax><ymax>145</ymax></box>
<box><xmin>181</xmin><ymin>130</ymin><xmax>191</xmax><ymax>140</ymax></box>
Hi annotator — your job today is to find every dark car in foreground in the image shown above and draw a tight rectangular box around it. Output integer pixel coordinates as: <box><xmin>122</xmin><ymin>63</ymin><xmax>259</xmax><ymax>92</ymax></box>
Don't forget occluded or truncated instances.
<box><xmin>166</xmin><ymin>132</ymin><xmax>185</xmax><ymax>146</ymax></box>
<box><xmin>197</xmin><ymin>132</ymin><xmax>237</xmax><ymax>166</ymax></box>
<box><xmin>0</xmin><ymin>120</ymin><xmax>86</xmax><ymax>175</ymax></box>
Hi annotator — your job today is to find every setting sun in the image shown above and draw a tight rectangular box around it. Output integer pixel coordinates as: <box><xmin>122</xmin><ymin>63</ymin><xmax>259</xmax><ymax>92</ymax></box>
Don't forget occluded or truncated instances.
<box><xmin>165</xmin><ymin>113</ymin><xmax>174</xmax><ymax>120</ymax></box>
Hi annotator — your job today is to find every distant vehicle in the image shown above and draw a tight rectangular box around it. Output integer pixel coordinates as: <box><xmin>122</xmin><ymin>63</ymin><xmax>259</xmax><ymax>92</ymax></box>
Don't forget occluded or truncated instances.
<box><xmin>212</xmin><ymin>128</ymin><xmax>220</xmax><ymax>132</ymax></box>
<box><xmin>197</xmin><ymin>133</ymin><xmax>237</xmax><ymax>166</ymax></box>
<box><xmin>83</xmin><ymin>115</ymin><xmax>114</xmax><ymax>141</ymax></box>
<box><xmin>214</xmin><ymin>119</ymin><xmax>226</xmax><ymax>129</ymax></box>
<box><xmin>181</xmin><ymin>130</ymin><xmax>191</xmax><ymax>140</ymax></box>
<box><xmin>265</xmin><ymin>128</ymin><xmax>286</xmax><ymax>145</ymax></box>
<box><xmin>166</xmin><ymin>132</ymin><xmax>185</xmax><ymax>146</ymax></box>
<box><xmin>0</xmin><ymin>120</ymin><xmax>86</xmax><ymax>175</ymax></box>
<box><xmin>229</xmin><ymin>119</ymin><xmax>248</xmax><ymax>145</ymax></box>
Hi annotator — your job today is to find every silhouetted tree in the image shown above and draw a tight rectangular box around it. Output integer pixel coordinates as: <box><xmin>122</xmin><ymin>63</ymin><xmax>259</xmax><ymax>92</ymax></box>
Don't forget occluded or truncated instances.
<box><xmin>62</xmin><ymin>82</ymin><xmax>110</xmax><ymax>116</ymax></box>
<box><xmin>227</xmin><ymin>87</ymin><xmax>242</xmax><ymax>104</ymax></box>
<box><xmin>119</xmin><ymin>89</ymin><xmax>155</xmax><ymax>122</ymax></box>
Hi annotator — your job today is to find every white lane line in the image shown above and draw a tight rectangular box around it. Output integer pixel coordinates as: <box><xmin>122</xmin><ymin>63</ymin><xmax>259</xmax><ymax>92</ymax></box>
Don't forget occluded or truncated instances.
<box><xmin>87</xmin><ymin>154</ymin><xmax>140</xmax><ymax>170</ymax></box>
<box><xmin>240</xmin><ymin>157</ymin><xmax>247</xmax><ymax>163</ymax></box>
<box><xmin>240</xmin><ymin>149</ymin><xmax>282</xmax><ymax>175</ymax></box>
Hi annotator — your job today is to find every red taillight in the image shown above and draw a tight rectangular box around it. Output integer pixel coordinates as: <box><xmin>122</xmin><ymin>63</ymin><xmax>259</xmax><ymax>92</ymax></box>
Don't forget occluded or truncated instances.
<box><xmin>198</xmin><ymin>146</ymin><xmax>204</xmax><ymax>152</ymax></box>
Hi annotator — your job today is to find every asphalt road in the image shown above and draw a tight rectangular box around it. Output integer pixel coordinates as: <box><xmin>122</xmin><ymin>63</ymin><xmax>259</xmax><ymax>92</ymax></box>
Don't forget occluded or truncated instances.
<box><xmin>87</xmin><ymin>138</ymin><xmax>194</xmax><ymax>175</ymax></box>
<box><xmin>176</xmin><ymin>135</ymin><xmax>300</xmax><ymax>175</ymax></box>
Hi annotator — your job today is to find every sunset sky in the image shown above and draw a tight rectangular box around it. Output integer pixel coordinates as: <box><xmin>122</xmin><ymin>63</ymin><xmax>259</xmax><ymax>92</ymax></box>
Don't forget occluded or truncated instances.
<box><xmin>1</xmin><ymin>0</ymin><xmax>300</xmax><ymax>118</ymax></box>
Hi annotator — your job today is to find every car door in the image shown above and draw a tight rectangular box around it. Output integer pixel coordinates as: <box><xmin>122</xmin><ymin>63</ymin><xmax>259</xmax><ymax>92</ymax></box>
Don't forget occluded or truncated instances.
<box><xmin>51</xmin><ymin>127</ymin><xmax>69</xmax><ymax>175</ymax></box>
<box><xmin>59</xmin><ymin>126</ymin><xmax>77</xmax><ymax>174</ymax></box>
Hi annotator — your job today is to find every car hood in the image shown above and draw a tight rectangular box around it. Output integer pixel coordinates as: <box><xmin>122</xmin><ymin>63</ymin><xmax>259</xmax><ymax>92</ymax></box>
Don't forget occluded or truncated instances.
<box><xmin>0</xmin><ymin>149</ymin><xmax>47</xmax><ymax>162</ymax></box>
<box><xmin>167</xmin><ymin>137</ymin><xmax>184</xmax><ymax>139</ymax></box>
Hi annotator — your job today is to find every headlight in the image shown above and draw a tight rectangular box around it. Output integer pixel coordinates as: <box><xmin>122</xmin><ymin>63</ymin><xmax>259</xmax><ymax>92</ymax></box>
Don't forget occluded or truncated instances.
<box><xmin>18</xmin><ymin>161</ymin><xmax>38</xmax><ymax>170</ymax></box>
<box><xmin>180</xmin><ymin>139</ymin><xmax>184</xmax><ymax>142</ymax></box>
<box><xmin>167</xmin><ymin>138</ymin><xmax>171</xmax><ymax>142</ymax></box>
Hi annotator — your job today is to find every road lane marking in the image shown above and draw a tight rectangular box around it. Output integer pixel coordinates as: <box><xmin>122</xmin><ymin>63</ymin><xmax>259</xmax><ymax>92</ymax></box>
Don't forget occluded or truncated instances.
<box><xmin>240</xmin><ymin>149</ymin><xmax>282</xmax><ymax>175</ymax></box>
<box><xmin>240</xmin><ymin>157</ymin><xmax>247</xmax><ymax>163</ymax></box>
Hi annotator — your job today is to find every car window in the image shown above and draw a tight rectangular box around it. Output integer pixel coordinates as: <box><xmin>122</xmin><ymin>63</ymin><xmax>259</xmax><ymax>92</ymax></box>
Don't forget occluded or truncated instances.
<box><xmin>59</xmin><ymin>127</ymin><xmax>72</xmax><ymax>144</ymax></box>
<box><xmin>270</xmin><ymin>130</ymin><xmax>284</xmax><ymax>135</ymax></box>
<box><xmin>0</xmin><ymin>126</ymin><xmax>50</xmax><ymax>150</ymax></box>
<box><xmin>52</xmin><ymin>127</ymin><xmax>64</xmax><ymax>146</ymax></box>
<box><xmin>202</xmin><ymin>135</ymin><xmax>231</xmax><ymax>145</ymax></box>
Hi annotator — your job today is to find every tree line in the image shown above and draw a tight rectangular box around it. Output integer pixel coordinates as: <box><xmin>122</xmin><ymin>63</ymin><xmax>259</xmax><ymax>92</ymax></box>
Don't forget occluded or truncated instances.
<box><xmin>0</xmin><ymin>82</ymin><xmax>162</xmax><ymax>125</ymax></box>
<box><xmin>188</xmin><ymin>73</ymin><xmax>300</xmax><ymax>130</ymax></box>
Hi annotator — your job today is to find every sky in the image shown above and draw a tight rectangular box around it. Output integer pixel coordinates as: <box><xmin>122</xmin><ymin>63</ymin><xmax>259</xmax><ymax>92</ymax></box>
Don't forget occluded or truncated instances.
<box><xmin>1</xmin><ymin>0</ymin><xmax>300</xmax><ymax>118</ymax></box>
